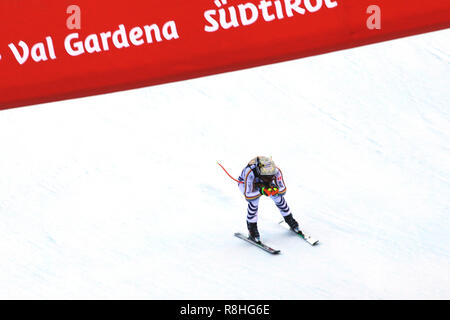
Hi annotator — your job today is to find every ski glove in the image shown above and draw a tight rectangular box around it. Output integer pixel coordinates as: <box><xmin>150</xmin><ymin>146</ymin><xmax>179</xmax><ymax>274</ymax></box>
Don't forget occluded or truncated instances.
<box><xmin>260</xmin><ymin>187</ymin><xmax>279</xmax><ymax>197</ymax></box>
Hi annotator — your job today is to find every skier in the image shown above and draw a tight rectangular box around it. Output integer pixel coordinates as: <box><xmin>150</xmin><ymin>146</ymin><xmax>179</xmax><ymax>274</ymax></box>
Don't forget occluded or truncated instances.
<box><xmin>238</xmin><ymin>156</ymin><xmax>300</xmax><ymax>243</ymax></box>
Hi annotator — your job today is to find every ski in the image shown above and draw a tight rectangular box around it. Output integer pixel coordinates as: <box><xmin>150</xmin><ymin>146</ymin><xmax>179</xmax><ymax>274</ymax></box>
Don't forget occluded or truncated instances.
<box><xmin>234</xmin><ymin>232</ymin><xmax>281</xmax><ymax>254</ymax></box>
<box><xmin>278</xmin><ymin>221</ymin><xmax>319</xmax><ymax>246</ymax></box>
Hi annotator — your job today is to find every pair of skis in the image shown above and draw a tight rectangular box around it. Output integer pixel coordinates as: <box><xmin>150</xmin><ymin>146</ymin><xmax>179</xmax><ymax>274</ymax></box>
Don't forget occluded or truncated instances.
<box><xmin>234</xmin><ymin>221</ymin><xmax>319</xmax><ymax>254</ymax></box>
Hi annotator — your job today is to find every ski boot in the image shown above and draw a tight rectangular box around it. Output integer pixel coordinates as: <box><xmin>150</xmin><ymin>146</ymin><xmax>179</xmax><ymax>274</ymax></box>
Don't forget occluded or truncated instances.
<box><xmin>284</xmin><ymin>214</ymin><xmax>302</xmax><ymax>234</ymax></box>
<box><xmin>247</xmin><ymin>221</ymin><xmax>261</xmax><ymax>243</ymax></box>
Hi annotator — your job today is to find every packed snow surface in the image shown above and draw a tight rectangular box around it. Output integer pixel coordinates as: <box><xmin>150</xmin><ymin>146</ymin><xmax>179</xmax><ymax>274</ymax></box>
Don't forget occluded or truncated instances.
<box><xmin>0</xmin><ymin>30</ymin><xmax>449</xmax><ymax>299</ymax></box>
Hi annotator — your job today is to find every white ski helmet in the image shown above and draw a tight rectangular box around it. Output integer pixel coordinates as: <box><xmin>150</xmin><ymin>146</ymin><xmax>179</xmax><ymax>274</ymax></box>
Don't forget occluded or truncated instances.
<box><xmin>253</xmin><ymin>156</ymin><xmax>277</xmax><ymax>176</ymax></box>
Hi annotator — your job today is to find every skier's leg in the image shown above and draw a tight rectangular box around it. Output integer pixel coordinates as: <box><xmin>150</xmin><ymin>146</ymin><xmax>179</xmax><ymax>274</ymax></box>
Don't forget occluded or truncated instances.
<box><xmin>246</xmin><ymin>198</ymin><xmax>261</xmax><ymax>242</ymax></box>
<box><xmin>246</xmin><ymin>198</ymin><xmax>260</xmax><ymax>223</ymax></box>
<box><xmin>272</xmin><ymin>195</ymin><xmax>299</xmax><ymax>231</ymax></box>
<box><xmin>272</xmin><ymin>194</ymin><xmax>291</xmax><ymax>217</ymax></box>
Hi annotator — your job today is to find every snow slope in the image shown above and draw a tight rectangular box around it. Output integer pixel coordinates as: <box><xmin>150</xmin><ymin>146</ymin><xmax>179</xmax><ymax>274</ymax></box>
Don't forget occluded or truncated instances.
<box><xmin>0</xmin><ymin>29</ymin><xmax>449</xmax><ymax>299</ymax></box>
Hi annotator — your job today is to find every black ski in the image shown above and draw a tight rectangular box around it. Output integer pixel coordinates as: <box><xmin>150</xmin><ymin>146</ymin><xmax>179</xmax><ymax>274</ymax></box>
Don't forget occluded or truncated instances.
<box><xmin>234</xmin><ymin>232</ymin><xmax>280</xmax><ymax>254</ymax></box>
<box><xmin>278</xmin><ymin>221</ymin><xmax>319</xmax><ymax>246</ymax></box>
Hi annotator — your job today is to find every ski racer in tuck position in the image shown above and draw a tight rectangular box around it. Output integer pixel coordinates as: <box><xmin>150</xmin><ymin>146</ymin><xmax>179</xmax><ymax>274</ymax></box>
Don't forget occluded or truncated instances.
<box><xmin>238</xmin><ymin>156</ymin><xmax>300</xmax><ymax>243</ymax></box>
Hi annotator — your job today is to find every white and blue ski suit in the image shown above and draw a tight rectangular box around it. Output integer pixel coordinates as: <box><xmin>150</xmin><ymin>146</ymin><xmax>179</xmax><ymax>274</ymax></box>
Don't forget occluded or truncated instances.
<box><xmin>238</xmin><ymin>162</ymin><xmax>291</xmax><ymax>223</ymax></box>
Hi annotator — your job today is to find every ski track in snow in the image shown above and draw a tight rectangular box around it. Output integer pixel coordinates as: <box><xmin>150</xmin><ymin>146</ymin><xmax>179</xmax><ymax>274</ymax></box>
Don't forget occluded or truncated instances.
<box><xmin>0</xmin><ymin>30</ymin><xmax>449</xmax><ymax>299</ymax></box>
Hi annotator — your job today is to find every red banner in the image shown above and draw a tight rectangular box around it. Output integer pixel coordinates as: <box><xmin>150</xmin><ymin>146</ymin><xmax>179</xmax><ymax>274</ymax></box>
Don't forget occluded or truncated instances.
<box><xmin>0</xmin><ymin>0</ymin><xmax>449</xmax><ymax>110</ymax></box>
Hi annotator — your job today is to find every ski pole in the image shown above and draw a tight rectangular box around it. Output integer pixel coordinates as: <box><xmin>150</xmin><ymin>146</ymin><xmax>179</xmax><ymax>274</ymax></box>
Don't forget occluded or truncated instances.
<box><xmin>217</xmin><ymin>162</ymin><xmax>243</xmax><ymax>184</ymax></box>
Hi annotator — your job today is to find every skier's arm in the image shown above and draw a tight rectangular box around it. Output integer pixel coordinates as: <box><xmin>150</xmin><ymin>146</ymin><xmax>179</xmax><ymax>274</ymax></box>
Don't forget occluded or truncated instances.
<box><xmin>275</xmin><ymin>168</ymin><xmax>287</xmax><ymax>195</ymax></box>
<box><xmin>244</xmin><ymin>169</ymin><xmax>261</xmax><ymax>200</ymax></box>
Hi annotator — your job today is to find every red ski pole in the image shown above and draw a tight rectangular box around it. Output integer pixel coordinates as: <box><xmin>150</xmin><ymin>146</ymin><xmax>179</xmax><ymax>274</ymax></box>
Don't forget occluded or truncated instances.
<box><xmin>217</xmin><ymin>162</ymin><xmax>243</xmax><ymax>184</ymax></box>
